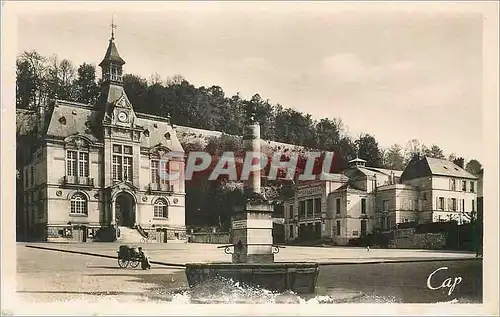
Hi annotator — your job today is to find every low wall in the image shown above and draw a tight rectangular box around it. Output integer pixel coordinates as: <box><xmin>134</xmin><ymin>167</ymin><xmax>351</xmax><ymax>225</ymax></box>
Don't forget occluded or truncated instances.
<box><xmin>188</xmin><ymin>232</ymin><xmax>230</xmax><ymax>244</ymax></box>
<box><xmin>392</xmin><ymin>232</ymin><xmax>446</xmax><ymax>249</ymax></box>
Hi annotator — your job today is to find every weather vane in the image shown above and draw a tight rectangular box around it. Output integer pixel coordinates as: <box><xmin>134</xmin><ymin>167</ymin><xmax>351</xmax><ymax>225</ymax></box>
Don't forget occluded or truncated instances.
<box><xmin>110</xmin><ymin>16</ymin><xmax>117</xmax><ymax>40</ymax></box>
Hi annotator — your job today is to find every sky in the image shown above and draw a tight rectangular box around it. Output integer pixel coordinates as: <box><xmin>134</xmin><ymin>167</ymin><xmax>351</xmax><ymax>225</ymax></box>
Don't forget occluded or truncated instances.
<box><xmin>14</xmin><ymin>2</ymin><xmax>484</xmax><ymax>162</ymax></box>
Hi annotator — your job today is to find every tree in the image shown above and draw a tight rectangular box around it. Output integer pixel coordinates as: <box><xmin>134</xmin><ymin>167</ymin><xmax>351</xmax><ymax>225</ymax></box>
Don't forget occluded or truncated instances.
<box><xmin>74</xmin><ymin>63</ymin><xmax>99</xmax><ymax>104</ymax></box>
<box><xmin>424</xmin><ymin>145</ymin><xmax>445</xmax><ymax>159</ymax></box>
<box><xmin>314</xmin><ymin>118</ymin><xmax>342</xmax><ymax>151</ymax></box>
<box><xmin>16</xmin><ymin>51</ymin><xmax>48</xmax><ymax>109</ymax></box>
<box><xmin>465</xmin><ymin>159</ymin><xmax>482</xmax><ymax>175</ymax></box>
<box><xmin>383</xmin><ymin>144</ymin><xmax>405</xmax><ymax>170</ymax></box>
<box><xmin>16</xmin><ymin>58</ymin><xmax>36</xmax><ymax>109</ymax></box>
<box><xmin>45</xmin><ymin>56</ymin><xmax>76</xmax><ymax>101</ymax></box>
<box><xmin>403</xmin><ymin>139</ymin><xmax>425</xmax><ymax>165</ymax></box>
<box><xmin>123</xmin><ymin>74</ymin><xmax>148</xmax><ymax>112</ymax></box>
<box><xmin>148</xmin><ymin>72</ymin><xmax>163</xmax><ymax>86</ymax></box>
<box><xmin>356</xmin><ymin>133</ymin><xmax>383</xmax><ymax>167</ymax></box>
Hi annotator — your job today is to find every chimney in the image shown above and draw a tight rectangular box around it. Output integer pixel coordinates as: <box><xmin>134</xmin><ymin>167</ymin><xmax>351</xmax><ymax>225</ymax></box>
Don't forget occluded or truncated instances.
<box><xmin>37</xmin><ymin>103</ymin><xmax>46</xmax><ymax>138</ymax></box>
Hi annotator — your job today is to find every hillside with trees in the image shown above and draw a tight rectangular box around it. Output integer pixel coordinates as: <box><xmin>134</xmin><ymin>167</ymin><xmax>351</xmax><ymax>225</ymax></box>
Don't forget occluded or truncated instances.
<box><xmin>15</xmin><ymin>50</ymin><xmax>483</xmax><ymax>228</ymax></box>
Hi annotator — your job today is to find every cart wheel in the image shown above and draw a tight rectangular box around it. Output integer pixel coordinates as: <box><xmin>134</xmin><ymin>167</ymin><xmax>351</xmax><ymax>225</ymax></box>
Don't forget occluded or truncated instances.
<box><xmin>130</xmin><ymin>258</ymin><xmax>140</xmax><ymax>268</ymax></box>
<box><xmin>118</xmin><ymin>258</ymin><xmax>129</xmax><ymax>268</ymax></box>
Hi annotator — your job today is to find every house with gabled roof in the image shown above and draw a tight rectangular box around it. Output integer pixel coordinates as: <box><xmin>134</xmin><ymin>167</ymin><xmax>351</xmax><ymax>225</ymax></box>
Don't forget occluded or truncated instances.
<box><xmin>400</xmin><ymin>155</ymin><xmax>478</xmax><ymax>224</ymax></box>
<box><xmin>284</xmin><ymin>154</ymin><xmax>478</xmax><ymax>245</ymax></box>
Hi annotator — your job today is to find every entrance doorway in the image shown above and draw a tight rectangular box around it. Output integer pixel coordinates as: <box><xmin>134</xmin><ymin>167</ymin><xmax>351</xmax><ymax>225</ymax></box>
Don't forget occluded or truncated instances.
<box><xmin>115</xmin><ymin>192</ymin><xmax>136</xmax><ymax>228</ymax></box>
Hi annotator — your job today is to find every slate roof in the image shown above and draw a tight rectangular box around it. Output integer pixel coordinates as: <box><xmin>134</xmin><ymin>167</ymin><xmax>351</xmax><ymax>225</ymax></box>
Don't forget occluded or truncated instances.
<box><xmin>45</xmin><ymin>100</ymin><xmax>100</xmax><ymax>142</ymax></box>
<box><xmin>174</xmin><ymin>125</ymin><xmax>305</xmax><ymax>155</ymax></box>
<box><xmin>136</xmin><ymin>114</ymin><xmax>184</xmax><ymax>153</ymax></box>
<box><xmin>401</xmin><ymin>156</ymin><xmax>477</xmax><ymax>180</ymax></box>
<box><xmin>334</xmin><ymin>182</ymin><xmax>365</xmax><ymax>193</ymax></box>
<box><xmin>363</xmin><ymin>167</ymin><xmax>403</xmax><ymax>177</ymax></box>
<box><xmin>41</xmin><ymin>100</ymin><xmax>184</xmax><ymax>153</ymax></box>
<box><xmin>425</xmin><ymin>157</ymin><xmax>477</xmax><ymax>179</ymax></box>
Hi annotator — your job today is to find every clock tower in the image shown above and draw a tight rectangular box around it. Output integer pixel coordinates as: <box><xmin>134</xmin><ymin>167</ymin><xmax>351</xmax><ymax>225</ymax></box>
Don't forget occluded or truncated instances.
<box><xmin>97</xmin><ymin>20</ymin><xmax>137</xmax><ymax>127</ymax></box>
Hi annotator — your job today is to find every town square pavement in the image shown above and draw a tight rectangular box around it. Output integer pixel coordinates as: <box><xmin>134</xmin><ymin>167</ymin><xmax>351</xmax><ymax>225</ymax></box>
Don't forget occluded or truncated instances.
<box><xmin>14</xmin><ymin>242</ymin><xmax>481</xmax><ymax>305</ymax></box>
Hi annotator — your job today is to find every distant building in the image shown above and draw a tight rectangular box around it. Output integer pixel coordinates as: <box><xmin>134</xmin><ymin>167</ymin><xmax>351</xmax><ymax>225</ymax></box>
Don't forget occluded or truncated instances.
<box><xmin>16</xmin><ymin>31</ymin><xmax>187</xmax><ymax>243</ymax></box>
<box><xmin>283</xmin><ymin>173</ymin><xmax>348</xmax><ymax>242</ymax></box>
<box><xmin>476</xmin><ymin>168</ymin><xmax>484</xmax><ymax>220</ymax></box>
<box><xmin>283</xmin><ymin>155</ymin><xmax>478</xmax><ymax>245</ymax></box>
<box><xmin>399</xmin><ymin>156</ymin><xmax>478</xmax><ymax>224</ymax></box>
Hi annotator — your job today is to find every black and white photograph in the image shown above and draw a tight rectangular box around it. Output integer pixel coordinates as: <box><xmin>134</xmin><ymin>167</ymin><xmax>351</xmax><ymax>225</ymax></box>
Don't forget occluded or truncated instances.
<box><xmin>1</xmin><ymin>1</ymin><xmax>498</xmax><ymax>315</ymax></box>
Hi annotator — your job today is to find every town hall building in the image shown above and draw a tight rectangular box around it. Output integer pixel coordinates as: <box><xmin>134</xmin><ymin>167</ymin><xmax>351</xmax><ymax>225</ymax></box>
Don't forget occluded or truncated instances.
<box><xmin>16</xmin><ymin>31</ymin><xmax>187</xmax><ymax>243</ymax></box>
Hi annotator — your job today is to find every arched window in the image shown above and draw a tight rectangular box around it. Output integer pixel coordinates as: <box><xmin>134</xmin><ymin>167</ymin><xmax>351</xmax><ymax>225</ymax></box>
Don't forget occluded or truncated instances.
<box><xmin>70</xmin><ymin>193</ymin><xmax>87</xmax><ymax>215</ymax></box>
<box><xmin>153</xmin><ymin>198</ymin><xmax>168</xmax><ymax>218</ymax></box>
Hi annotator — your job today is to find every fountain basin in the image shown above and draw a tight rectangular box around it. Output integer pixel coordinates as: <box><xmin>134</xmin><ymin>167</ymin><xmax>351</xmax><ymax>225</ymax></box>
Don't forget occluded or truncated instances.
<box><xmin>185</xmin><ymin>262</ymin><xmax>320</xmax><ymax>294</ymax></box>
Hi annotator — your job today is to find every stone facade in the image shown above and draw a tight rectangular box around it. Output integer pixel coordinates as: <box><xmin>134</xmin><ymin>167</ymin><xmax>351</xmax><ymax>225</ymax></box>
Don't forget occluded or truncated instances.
<box><xmin>283</xmin><ymin>156</ymin><xmax>478</xmax><ymax>245</ymax></box>
<box><xmin>283</xmin><ymin>176</ymin><xmax>347</xmax><ymax>243</ymax></box>
<box><xmin>17</xmin><ymin>34</ymin><xmax>186</xmax><ymax>243</ymax></box>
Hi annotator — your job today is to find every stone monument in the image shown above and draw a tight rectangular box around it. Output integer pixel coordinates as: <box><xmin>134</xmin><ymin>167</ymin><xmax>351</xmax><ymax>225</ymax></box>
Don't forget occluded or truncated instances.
<box><xmin>185</xmin><ymin>103</ymin><xmax>320</xmax><ymax>295</ymax></box>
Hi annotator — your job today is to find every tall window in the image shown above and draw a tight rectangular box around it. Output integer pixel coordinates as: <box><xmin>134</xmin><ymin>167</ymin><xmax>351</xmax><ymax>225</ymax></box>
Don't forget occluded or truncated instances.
<box><xmin>438</xmin><ymin>197</ymin><xmax>445</xmax><ymax>210</ymax></box>
<box><xmin>79</xmin><ymin>152</ymin><xmax>89</xmax><ymax>177</ymax></box>
<box><xmin>67</xmin><ymin>151</ymin><xmax>77</xmax><ymax>176</ymax></box>
<box><xmin>336</xmin><ymin>198</ymin><xmax>341</xmax><ymax>215</ymax></box>
<box><xmin>154</xmin><ymin>198</ymin><xmax>168</xmax><ymax>218</ymax></box>
<box><xmin>450</xmin><ymin>179</ymin><xmax>456</xmax><ymax>191</ymax></box>
<box><xmin>66</xmin><ymin>150</ymin><xmax>89</xmax><ymax>178</ymax></box>
<box><xmin>70</xmin><ymin>193</ymin><xmax>87</xmax><ymax>215</ymax></box>
<box><xmin>413</xmin><ymin>199</ymin><xmax>419</xmax><ymax>211</ymax></box>
<box><xmin>472</xmin><ymin>200</ymin><xmax>475</xmax><ymax>212</ymax></box>
<box><xmin>314</xmin><ymin>198</ymin><xmax>322</xmax><ymax>216</ymax></box>
<box><xmin>151</xmin><ymin>159</ymin><xmax>169</xmax><ymax>185</ymax></box>
<box><xmin>299</xmin><ymin>200</ymin><xmax>306</xmax><ymax>219</ymax></box>
<box><xmin>383</xmin><ymin>200</ymin><xmax>389</xmax><ymax>212</ymax></box>
<box><xmin>361</xmin><ymin>220</ymin><xmax>367</xmax><ymax>236</ymax></box>
<box><xmin>289</xmin><ymin>205</ymin><xmax>293</xmax><ymax>219</ymax></box>
<box><xmin>361</xmin><ymin>198</ymin><xmax>366</xmax><ymax>214</ymax></box>
<box><xmin>470</xmin><ymin>181</ymin><xmax>475</xmax><ymax>193</ymax></box>
<box><xmin>151</xmin><ymin>160</ymin><xmax>159</xmax><ymax>183</ymax></box>
<box><xmin>289</xmin><ymin>225</ymin><xmax>293</xmax><ymax>238</ymax></box>
<box><xmin>462</xmin><ymin>181</ymin><xmax>467</xmax><ymax>191</ymax></box>
<box><xmin>112</xmin><ymin>144</ymin><xmax>133</xmax><ymax>181</ymax></box>
<box><xmin>306</xmin><ymin>199</ymin><xmax>313</xmax><ymax>218</ymax></box>
<box><xmin>31</xmin><ymin>166</ymin><xmax>34</xmax><ymax>186</ymax></box>
<box><xmin>336</xmin><ymin>220</ymin><xmax>341</xmax><ymax>236</ymax></box>
<box><xmin>451</xmin><ymin>198</ymin><xmax>457</xmax><ymax>211</ymax></box>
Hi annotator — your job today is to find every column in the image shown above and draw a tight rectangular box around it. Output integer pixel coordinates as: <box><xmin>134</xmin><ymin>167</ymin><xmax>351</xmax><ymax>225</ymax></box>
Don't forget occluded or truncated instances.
<box><xmin>111</xmin><ymin>199</ymin><xmax>116</xmax><ymax>225</ymax></box>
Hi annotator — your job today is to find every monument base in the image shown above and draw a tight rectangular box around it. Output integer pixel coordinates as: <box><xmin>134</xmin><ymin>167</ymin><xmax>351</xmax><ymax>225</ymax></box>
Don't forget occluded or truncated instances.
<box><xmin>185</xmin><ymin>262</ymin><xmax>320</xmax><ymax>294</ymax></box>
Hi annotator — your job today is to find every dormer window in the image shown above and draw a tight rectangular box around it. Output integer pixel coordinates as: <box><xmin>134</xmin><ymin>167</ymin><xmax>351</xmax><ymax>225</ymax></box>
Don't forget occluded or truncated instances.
<box><xmin>164</xmin><ymin>132</ymin><xmax>171</xmax><ymax>140</ymax></box>
<box><xmin>59</xmin><ymin>116</ymin><xmax>67</xmax><ymax>125</ymax></box>
<box><xmin>144</xmin><ymin>129</ymin><xmax>150</xmax><ymax>137</ymax></box>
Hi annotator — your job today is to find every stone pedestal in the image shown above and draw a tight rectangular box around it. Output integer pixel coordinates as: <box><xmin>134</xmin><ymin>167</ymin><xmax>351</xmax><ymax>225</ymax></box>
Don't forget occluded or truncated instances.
<box><xmin>231</xmin><ymin>202</ymin><xmax>275</xmax><ymax>264</ymax></box>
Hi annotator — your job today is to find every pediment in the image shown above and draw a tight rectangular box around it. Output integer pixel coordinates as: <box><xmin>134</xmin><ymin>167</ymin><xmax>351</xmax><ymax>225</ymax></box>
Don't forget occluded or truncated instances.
<box><xmin>111</xmin><ymin>180</ymin><xmax>138</xmax><ymax>192</ymax></box>
<box><xmin>114</xmin><ymin>93</ymin><xmax>132</xmax><ymax>109</ymax></box>
<box><xmin>150</xmin><ymin>144</ymin><xmax>172</xmax><ymax>158</ymax></box>
<box><xmin>64</xmin><ymin>133</ymin><xmax>92</xmax><ymax>149</ymax></box>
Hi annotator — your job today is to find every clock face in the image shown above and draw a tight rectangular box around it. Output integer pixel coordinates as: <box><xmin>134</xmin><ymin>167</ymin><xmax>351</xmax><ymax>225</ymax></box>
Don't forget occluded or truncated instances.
<box><xmin>118</xmin><ymin>111</ymin><xmax>128</xmax><ymax>122</ymax></box>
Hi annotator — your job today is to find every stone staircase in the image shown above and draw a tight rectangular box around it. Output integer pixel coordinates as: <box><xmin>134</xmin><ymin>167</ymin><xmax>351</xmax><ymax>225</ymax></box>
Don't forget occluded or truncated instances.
<box><xmin>116</xmin><ymin>226</ymin><xmax>146</xmax><ymax>244</ymax></box>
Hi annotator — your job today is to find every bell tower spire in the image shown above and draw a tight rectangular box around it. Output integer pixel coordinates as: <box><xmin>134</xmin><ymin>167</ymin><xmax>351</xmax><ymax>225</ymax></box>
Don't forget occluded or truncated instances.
<box><xmin>99</xmin><ymin>17</ymin><xmax>125</xmax><ymax>86</ymax></box>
